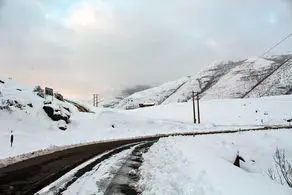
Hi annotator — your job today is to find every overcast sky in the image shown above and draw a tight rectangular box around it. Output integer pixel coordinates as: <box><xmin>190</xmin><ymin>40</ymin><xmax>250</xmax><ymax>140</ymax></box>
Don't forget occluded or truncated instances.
<box><xmin>0</xmin><ymin>0</ymin><xmax>292</xmax><ymax>99</ymax></box>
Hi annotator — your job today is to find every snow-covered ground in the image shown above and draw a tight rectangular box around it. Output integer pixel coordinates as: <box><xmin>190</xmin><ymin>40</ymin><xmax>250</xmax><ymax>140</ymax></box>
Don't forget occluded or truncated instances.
<box><xmin>37</xmin><ymin>147</ymin><xmax>135</xmax><ymax>195</ymax></box>
<box><xmin>127</xmin><ymin>95</ymin><xmax>292</xmax><ymax>126</ymax></box>
<box><xmin>37</xmin><ymin>130</ymin><xmax>292</xmax><ymax>195</ymax></box>
<box><xmin>2</xmin><ymin>94</ymin><xmax>292</xmax><ymax>161</ymax></box>
<box><xmin>62</xmin><ymin>148</ymin><xmax>133</xmax><ymax>195</ymax></box>
<box><xmin>1</xmin><ymin>77</ymin><xmax>292</xmax><ymax>193</ymax></box>
<box><xmin>1</xmin><ymin>76</ymin><xmax>292</xmax><ymax>161</ymax></box>
<box><xmin>138</xmin><ymin>134</ymin><xmax>292</xmax><ymax>195</ymax></box>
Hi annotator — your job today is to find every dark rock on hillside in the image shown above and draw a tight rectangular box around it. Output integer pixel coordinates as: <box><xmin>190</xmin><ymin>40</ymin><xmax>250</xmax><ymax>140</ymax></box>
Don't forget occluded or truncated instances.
<box><xmin>43</xmin><ymin>104</ymin><xmax>71</xmax><ymax>124</ymax></box>
<box><xmin>58</xmin><ymin>121</ymin><xmax>67</xmax><ymax>131</ymax></box>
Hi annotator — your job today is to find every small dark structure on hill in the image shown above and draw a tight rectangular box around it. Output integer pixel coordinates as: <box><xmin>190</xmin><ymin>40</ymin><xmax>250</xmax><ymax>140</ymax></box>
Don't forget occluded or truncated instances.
<box><xmin>138</xmin><ymin>103</ymin><xmax>155</xmax><ymax>108</ymax></box>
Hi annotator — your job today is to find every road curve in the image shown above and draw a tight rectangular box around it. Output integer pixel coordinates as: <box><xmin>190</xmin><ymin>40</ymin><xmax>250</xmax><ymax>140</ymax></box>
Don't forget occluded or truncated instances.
<box><xmin>0</xmin><ymin>125</ymin><xmax>290</xmax><ymax>195</ymax></box>
<box><xmin>0</xmin><ymin>137</ymin><xmax>158</xmax><ymax>195</ymax></box>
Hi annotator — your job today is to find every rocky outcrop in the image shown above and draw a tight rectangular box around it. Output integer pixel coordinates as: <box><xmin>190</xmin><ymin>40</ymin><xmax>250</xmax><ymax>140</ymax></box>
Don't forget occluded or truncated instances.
<box><xmin>43</xmin><ymin>103</ymin><xmax>71</xmax><ymax>126</ymax></box>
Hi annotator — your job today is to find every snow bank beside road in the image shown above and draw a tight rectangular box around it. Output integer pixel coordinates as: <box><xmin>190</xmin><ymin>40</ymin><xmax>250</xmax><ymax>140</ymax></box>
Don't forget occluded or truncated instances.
<box><xmin>138</xmin><ymin>132</ymin><xmax>292</xmax><ymax>195</ymax></box>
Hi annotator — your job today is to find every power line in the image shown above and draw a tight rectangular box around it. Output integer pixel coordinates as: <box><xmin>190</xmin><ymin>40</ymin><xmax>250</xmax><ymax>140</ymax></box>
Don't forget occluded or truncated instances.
<box><xmin>191</xmin><ymin>31</ymin><xmax>292</xmax><ymax>102</ymax></box>
<box><xmin>260</xmin><ymin>32</ymin><xmax>292</xmax><ymax>58</ymax></box>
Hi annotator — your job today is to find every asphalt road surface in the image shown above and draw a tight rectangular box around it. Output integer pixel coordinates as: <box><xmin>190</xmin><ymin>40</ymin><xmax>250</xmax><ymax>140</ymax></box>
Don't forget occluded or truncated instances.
<box><xmin>0</xmin><ymin>137</ymin><xmax>158</xmax><ymax>195</ymax></box>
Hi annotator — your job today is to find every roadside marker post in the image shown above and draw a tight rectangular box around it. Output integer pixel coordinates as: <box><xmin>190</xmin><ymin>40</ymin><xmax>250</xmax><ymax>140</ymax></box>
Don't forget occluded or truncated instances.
<box><xmin>196</xmin><ymin>92</ymin><xmax>201</xmax><ymax>124</ymax></box>
<box><xmin>192</xmin><ymin>91</ymin><xmax>196</xmax><ymax>124</ymax></box>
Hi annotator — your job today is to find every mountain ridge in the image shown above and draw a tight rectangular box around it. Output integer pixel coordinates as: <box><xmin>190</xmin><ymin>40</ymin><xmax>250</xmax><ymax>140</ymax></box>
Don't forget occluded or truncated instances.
<box><xmin>111</xmin><ymin>54</ymin><xmax>292</xmax><ymax>109</ymax></box>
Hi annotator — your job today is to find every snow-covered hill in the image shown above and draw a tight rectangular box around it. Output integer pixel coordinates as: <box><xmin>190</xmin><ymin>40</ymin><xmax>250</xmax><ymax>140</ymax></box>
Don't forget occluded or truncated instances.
<box><xmin>113</xmin><ymin>54</ymin><xmax>292</xmax><ymax>109</ymax></box>
<box><xmin>1</xmin><ymin>77</ymin><xmax>292</xmax><ymax>193</ymax></box>
<box><xmin>0</xmin><ymin>77</ymin><xmax>91</xmax><ymax>131</ymax></box>
<box><xmin>116</xmin><ymin>77</ymin><xmax>189</xmax><ymax>109</ymax></box>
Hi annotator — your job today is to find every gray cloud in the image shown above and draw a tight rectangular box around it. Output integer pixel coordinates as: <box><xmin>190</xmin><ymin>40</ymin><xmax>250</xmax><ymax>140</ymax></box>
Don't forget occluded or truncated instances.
<box><xmin>284</xmin><ymin>0</ymin><xmax>292</xmax><ymax>7</ymax></box>
<box><xmin>0</xmin><ymin>0</ymin><xmax>291</xmax><ymax>100</ymax></box>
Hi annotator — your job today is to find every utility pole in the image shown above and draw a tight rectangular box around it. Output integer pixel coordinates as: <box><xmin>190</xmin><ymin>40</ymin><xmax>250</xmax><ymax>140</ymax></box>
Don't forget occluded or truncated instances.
<box><xmin>93</xmin><ymin>94</ymin><xmax>99</xmax><ymax>107</ymax></box>
<box><xmin>192</xmin><ymin>91</ymin><xmax>196</xmax><ymax>124</ymax></box>
<box><xmin>196</xmin><ymin>92</ymin><xmax>201</xmax><ymax>124</ymax></box>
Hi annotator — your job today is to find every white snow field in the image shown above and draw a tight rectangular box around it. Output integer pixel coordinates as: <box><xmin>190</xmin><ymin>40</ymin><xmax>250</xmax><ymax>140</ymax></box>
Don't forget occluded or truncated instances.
<box><xmin>138</xmin><ymin>135</ymin><xmax>292</xmax><ymax>195</ymax></box>
<box><xmin>1</xmin><ymin>77</ymin><xmax>292</xmax><ymax>194</ymax></box>
<box><xmin>0</xmin><ymin>77</ymin><xmax>292</xmax><ymax>161</ymax></box>
<box><xmin>127</xmin><ymin>95</ymin><xmax>292</xmax><ymax>126</ymax></box>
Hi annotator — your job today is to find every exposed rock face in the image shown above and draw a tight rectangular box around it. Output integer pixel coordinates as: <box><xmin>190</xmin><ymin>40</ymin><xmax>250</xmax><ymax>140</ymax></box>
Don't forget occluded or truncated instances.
<box><xmin>43</xmin><ymin>103</ymin><xmax>71</xmax><ymax>125</ymax></box>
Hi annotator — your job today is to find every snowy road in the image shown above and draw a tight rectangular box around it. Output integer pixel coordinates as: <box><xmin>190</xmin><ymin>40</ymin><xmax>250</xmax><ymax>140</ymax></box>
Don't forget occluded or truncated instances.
<box><xmin>0</xmin><ymin>126</ymin><xmax>291</xmax><ymax>195</ymax></box>
<box><xmin>38</xmin><ymin>141</ymin><xmax>156</xmax><ymax>195</ymax></box>
<box><xmin>0</xmin><ymin>137</ymin><xmax>158</xmax><ymax>195</ymax></box>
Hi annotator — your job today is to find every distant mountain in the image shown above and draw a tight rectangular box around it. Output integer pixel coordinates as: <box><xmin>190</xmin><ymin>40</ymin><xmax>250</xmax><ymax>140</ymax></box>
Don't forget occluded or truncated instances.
<box><xmin>101</xmin><ymin>85</ymin><xmax>152</xmax><ymax>108</ymax></box>
<box><xmin>112</xmin><ymin>54</ymin><xmax>292</xmax><ymax>109</ymax></box>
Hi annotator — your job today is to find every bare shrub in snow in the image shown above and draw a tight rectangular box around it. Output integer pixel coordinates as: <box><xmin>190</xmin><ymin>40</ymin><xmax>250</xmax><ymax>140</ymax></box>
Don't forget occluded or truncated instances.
<box><xmin>0</xmin><ymin>100</ymin><xmax>12</xmax><ymax>112</ymax></box>
<box><xmin>267</xmin><ymin>148</ymin><xmax>292</xmax><ymax>187</ymax></box>
<box><xmin>54</xmin><ymin>92</ymin><xmax>64</xmax><ymax>101</ymax></box>
<box><xmin>33</xmin><ymin>85</ymin><xmax>42</xmax><ymax>92</ymax></box>
<box><xmin>34</xmin><ymin>85</ymin><xmax>45</xmax><ymax>98</ymax></box>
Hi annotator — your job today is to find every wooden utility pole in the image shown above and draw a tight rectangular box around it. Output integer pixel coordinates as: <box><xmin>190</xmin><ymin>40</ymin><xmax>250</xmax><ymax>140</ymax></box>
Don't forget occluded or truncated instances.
<box><xmin>196</xmin><ymin>92</ymin><xmax>201</xmax><ymax>124</ymax></box>
<box><xmin>192</xmin><ymin>91</ymin><xmax>196</xmax><ymax>124</ymax></box>
<box><xmin>93</xmin><ymin>94</ymin><xmax>99</xmax><ymax>107</ymax></box>
<box><xmin>96</xmin><ymin>94</ymin><xmax>99</xmax><ymax>107</ymax></box>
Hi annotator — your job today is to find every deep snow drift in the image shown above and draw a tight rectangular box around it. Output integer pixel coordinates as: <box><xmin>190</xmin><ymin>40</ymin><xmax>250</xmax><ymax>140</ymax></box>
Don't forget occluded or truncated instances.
<box><xmin>138</xmin><ymin>135</ymin><xmax>292</xmax><ymax>194</ymax></box>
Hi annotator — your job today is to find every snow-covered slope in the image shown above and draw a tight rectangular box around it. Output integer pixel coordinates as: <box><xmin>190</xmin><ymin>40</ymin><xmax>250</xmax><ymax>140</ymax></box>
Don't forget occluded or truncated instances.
<box><xmin>203</xmin><ymin>55</ymin><xmax>292</xmax><ymax>99</ymax></box>
<box><xmin>163</xmin><ymin>60</ymin><xmax>245</xmax><ymax>104</ymax></box>
<box><xmin>1</xmin><ymin>78</ymin><xmax>292</xmax><ymax>194</ymax></box>
<box><xmin>115</xmin><ymin>77</ymin><xmax>189</xmax><ymax>109</ymax></box>
<box><xmin>112</xmin><ymin>54</ymin><xmax>292</xmax><ymax>109</ymax></box>
<box><xmin>2</xmin><ymin>77</ymin><xmax>292</xmax><ymax>194</ymax></box>
<box><xmin>138</xmin><ymin>135</ymin><xmax>292</xmax><ymax>195</ymax></box>
<box><xmin>0</xmin><ymin>77</ymin><xmax>89</xmax><ymax>132</ymax></box>
<box><xmin>247</xmin><ymin>55</ymin><xmax>292</xmax><ymax>97</ymax></box>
